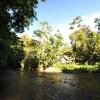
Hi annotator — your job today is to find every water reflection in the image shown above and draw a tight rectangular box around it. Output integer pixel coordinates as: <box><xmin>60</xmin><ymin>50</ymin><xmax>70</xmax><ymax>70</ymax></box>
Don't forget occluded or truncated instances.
<box><xmin>0</xmin><ymin>70</ymin><xmax>100</xmax><ymax>100</ymax></box>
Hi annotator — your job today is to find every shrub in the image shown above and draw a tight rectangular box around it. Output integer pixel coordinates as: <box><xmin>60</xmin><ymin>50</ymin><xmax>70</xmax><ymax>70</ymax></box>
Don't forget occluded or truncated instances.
<box><xmin>23</xmin><ymin>55</ymin><xmax>39</xmax><ymax>70</ymax></box>
<box><xmin>56</xmin><ymin>62</ymin><xmax>100</xmax><ymax>73</ymax></box>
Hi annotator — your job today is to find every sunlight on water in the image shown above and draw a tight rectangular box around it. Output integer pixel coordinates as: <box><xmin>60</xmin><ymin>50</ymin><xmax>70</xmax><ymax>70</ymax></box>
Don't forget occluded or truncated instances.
<box><xmin>0</xmin><ymin>70</ymin><xmax>100</xmax><ymax>100</ymax></box>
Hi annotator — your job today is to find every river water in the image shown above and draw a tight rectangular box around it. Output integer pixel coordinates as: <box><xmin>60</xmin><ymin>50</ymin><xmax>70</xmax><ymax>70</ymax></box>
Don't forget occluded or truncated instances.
<box><xmin>0</xmin><ymin>70</ymin><xmax>100</xmax><ymax>100</ymax></box>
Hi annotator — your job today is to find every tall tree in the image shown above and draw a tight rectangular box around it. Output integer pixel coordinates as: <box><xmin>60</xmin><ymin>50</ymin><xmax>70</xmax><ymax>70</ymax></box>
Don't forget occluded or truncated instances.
<box><xmin>0</xmin><ymin>0</ymin><xmax>45</xmax><ymax>33</ymax></box>
<box><xmin>0</xmin><ymin>0</ymin><xmax>45</xmax><ymax>69</ymax></box>
<box><xmin>70</xmin><ymin>26</ymin><xmax>89</xmax><ymax>63</ymax></box>
<box><xmin>21</xmin><ymin>35</ymin><xmax>40</xmax><ymax>70</ymax></box>
<box><xmin>33</xmin><ymin>21</ymin><xmax>64</xmax><ymax>68</ymax></box>
<box><xmin>70</xmin><ymin>25</ymin><xmax>100</xmax><ymax>64</ymax></box>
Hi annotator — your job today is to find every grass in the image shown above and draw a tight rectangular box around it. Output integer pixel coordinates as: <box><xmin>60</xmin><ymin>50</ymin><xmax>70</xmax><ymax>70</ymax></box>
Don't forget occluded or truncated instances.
<box><xmin>56</xmin><ymin>62</ymin><xmax>100</xmax><ymax>73</ymax></box>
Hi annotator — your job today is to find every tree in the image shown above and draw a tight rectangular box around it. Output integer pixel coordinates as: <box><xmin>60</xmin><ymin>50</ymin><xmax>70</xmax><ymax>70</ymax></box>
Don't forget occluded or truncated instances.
<box><xmin>95</xmin><ymin>17</ymin><xmax>100</xmax><ymax>33</ymax></box>
<box><xmin>69</xmin><ymin>16</ymin><xmax>82</xmax><ymax>30</ymax></box>
<box><xmin>86</xmin><ymin>32</ymin><xmax>100</xmax><ymax>64</ymax></box>
<box><xmin>21</xmin><ymin>34</ymin><xmax>40</xmax><ymax>70</ymax></box>
<box><xmin>0</xmin><ymin>32</ymin><xmax>24</xmax><ymax>69</ymax></box>
<box><xmin>0</xmin><ymin>0</ymin><xmax>45</xmax><ymax>69</ymax></box>
<box><xmin>69</xmin><ymin>16</ymin><xmax>100</xmax><ymax>64</ymax></box>
<box><xmin>0</xmin><ymin>0</ymin><xmax>45</xmax><ymax>33</ymax></box>
<box><xmin>33</xmin><ymin>21</ymin><xmax>64</xmax><ymax>69</ymax></box>
<box><xmin>70</xmin><ymin>26</ymin><xmax>89</xmax><ymax>63</ymax></box>
<box><xmin>70</xmin><ymin>25</ymin><xmax>100</xmax><ymax>64</ymax></box>
<box><xmin>43</xmin><ymin>33</ymin><xmax>64</xmax><ymax>68</ymax></box>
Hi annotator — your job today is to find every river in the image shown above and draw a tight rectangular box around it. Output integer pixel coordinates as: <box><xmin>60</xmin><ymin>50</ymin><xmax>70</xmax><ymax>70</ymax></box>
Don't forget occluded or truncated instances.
<box><xmin>0</xmin><ymin>70</ymin><xmax>100</xmax><ymax>100</ymax></box>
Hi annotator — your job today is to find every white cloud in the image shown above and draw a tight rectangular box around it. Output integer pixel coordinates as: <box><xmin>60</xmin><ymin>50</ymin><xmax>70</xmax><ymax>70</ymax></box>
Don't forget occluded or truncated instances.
<box><xmin>54</xmin><ymin>23</ymin><xmax>72</xmax><ymax>45</ymax></box>
<box><xmin>18</xmin><ymin>12</ymin><xmax>100</xmax><ymax>45</ymax></box>
<box><xmin>82</xmin><ymin>12</ymin><xmax>100</xmax><ymax>31</ymax></box>
<box><xmin>56</xmin><ymin>11</ymin><xmax>100</xmax><ymax>44</ymax></box>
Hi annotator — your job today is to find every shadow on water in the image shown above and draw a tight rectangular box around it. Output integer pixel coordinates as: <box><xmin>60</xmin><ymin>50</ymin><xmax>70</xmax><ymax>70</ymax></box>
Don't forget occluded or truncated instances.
<box><xmin>0</xmin><ymin>70</ymin><xmax>100</xmax><ymax>100</ymax></box>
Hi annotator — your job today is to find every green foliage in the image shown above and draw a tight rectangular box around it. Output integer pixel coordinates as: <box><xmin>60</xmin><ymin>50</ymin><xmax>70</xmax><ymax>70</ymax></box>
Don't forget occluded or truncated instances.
<box><xmin>70</xmin><ymin>25</ymin><xmax>100</xmax><ymax>64</ymax></box>
<box><xmin>21</xmin><ymin>35</ymin><xmax>40</xmax><ymax>69</ymax></box>
<box><xmin>69</xmin><ymin>16</ymin><xmax>82</xmax><ymax>29</ymax></box>
<box><xmin>0</xmin><ymin>0</ymin><xmax>44</xmax><ymax>69</ymax></box>
<box><xmin>56</xmin><ymin>63</ymin><xmax>100</xmax><ymax>73</ymax></box>
<box><xmin>0</xmin><ymin>32</ymin><xmax>24</xmax><ymax>69</ymax></box>
<box><xmin>34</xmin><ymin>22</ymin><xmax>64</xmax><ymax>68</ymax></box>
<box><xmin>0</xmin><ymin>0</ymin><xmax>43</xmax><ymax>33</ymax></box>
<box><xmin>95</xmin><ymin>17</ymin><xmax>100</xmax><ymax>33</ymax></box>
<box><xmin>23</xmin><ymin>55</ymin><xmax>39</xmax><ymax>70</ymax></box>
<box><xmin>21</xmin><ymin>21</ymin><xmax>64</xmax><ymax>69</ymax></box>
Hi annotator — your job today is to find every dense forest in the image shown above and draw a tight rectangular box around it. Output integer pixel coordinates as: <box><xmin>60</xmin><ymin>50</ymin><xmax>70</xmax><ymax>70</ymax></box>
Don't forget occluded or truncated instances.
<box><xmin>0</xmin><ymin>0</ymin><xmax>100</xmax><ymax>73</ymax></box>
<box><xmin>0</xmin><ymin>0</ymin><xmax>44</xmax><ymax>69</ymax></box>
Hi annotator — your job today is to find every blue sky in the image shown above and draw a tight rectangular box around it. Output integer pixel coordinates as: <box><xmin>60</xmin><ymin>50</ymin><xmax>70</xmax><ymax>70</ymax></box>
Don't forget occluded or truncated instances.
<box><xmin>35</xmin><ymin>0</ymin><xmax>100</xmax><ymax>26</ymax></box>
<box><xmin>22</xmin><ymin>0</ymin><xmax>100</xmax><ymax>43</ymax></box>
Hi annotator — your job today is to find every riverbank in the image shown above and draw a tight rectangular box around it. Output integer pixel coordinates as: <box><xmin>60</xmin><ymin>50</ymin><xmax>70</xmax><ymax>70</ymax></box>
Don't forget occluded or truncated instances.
<box><xmin>56</xmin><ymin>63</ymin><xmax>100</xmax><ymax>73</ymax></box>
<box><xmin>38</xmin><ymin>67</ymin><xmax>61</xmax><ymax>73</ymax></box>
<box><xmin>18</xmin><ymin>62</ymin><xmax>100</xmax><ymax>74</ymax></box>
<box><xmin>34</xmin><ymin>63</ymin><xmax>100</xmax><ymax>74</ymax></box>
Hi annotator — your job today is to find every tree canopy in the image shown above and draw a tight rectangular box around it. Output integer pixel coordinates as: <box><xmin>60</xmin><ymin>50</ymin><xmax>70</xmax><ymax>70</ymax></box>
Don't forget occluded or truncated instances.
<box><xmin>0</xmin><ymin>0</ymin><xmax>46</xmax><ymax>33</ymax></box>
<box><xmin>0</xmin><ymin>0</ymin><xmax>45</xmax><ymax>69</ymax></box>
<box><xmin>69</xmin><ymin>17</ymin><xmax>100</xmax><ymax>64</ymax></box>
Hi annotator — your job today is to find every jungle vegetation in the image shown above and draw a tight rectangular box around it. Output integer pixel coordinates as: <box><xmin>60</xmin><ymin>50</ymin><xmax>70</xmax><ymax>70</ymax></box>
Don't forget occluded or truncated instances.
<box><xmin>0</xmin><ymin>1</ymin><xmax>100</xmax><ymax>73</ymax></box>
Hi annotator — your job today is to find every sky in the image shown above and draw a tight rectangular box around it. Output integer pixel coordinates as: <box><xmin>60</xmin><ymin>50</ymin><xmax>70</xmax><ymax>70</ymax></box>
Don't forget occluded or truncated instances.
<box><xmin>36</xmin><ymin>0</ymin><xmax>100</xmax><ymax>26</ymax></box>
<box><xmin>21</xmin><ymin>0</ymin><xmax>100</xmax><ymax>44</ymax></box>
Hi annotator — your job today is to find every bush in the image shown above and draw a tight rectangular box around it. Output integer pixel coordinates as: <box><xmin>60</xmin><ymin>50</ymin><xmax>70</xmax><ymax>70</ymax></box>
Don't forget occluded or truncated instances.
<box><xmin>56</xmin><ymin>62</ymin><xmax>100</xmax><ymax>73</ymax></box>
<box><xmin>23</xmin><ymin>55</ymin><xmax>39</xmax><ymax>70</ymax></box>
